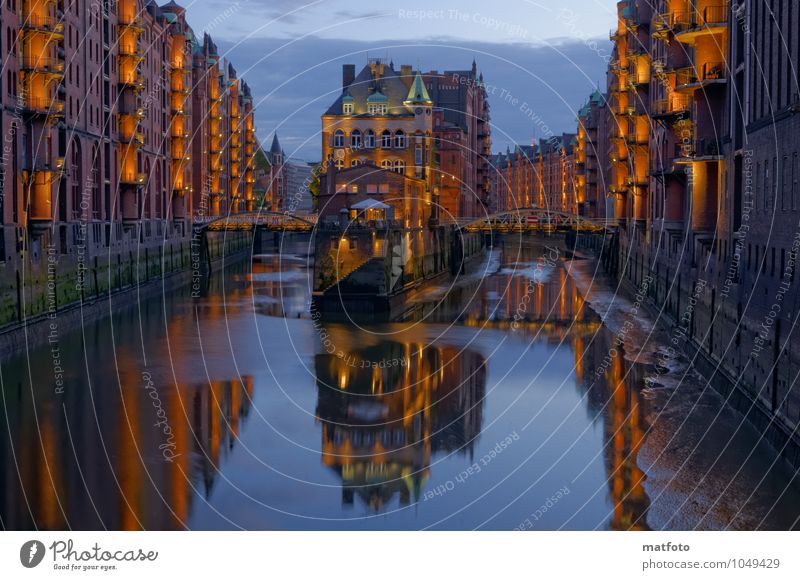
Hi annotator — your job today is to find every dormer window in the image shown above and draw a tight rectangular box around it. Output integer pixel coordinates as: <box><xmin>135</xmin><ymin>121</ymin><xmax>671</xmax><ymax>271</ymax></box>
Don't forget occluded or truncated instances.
<box><xmin>343</xmin><ymin>102</ymin><xmax>353</xmax><ymax>115</ymax></box>
<box><xmin>367</xmin><ymin>91</ymin><xmax>389</xmax><ymax>116</ymax></box>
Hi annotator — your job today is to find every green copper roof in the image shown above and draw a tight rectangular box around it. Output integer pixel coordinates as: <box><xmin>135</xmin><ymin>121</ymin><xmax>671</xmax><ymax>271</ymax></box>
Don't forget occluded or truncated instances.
<box><xmin>367</xmin><ymin>91</ymin><xmax>389</xmax><ymax>103</ymax></box>
<box><xmin>404</xmin><ymin>72</ymin><xmax>432</xmax><ymax>105</ymax></box>
<box><xmin>342</xmin><ymin>92</ymin><xmax>355</xmax><ymax>103</ymax></box>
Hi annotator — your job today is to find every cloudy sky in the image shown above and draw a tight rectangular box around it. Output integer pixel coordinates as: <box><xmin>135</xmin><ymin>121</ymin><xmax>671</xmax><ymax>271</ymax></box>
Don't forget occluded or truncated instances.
<box><xmin>176</xmin><ymin>0</ymin><xmax>615</xmax><ymax>161</ymax></box>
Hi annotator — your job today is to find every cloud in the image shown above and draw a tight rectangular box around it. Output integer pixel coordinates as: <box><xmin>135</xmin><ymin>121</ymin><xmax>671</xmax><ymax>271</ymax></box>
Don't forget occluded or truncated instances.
<box><xmin>216</xmin><ymin>36</ymin><xmax>610</xmax><ymax>161</ymax></box>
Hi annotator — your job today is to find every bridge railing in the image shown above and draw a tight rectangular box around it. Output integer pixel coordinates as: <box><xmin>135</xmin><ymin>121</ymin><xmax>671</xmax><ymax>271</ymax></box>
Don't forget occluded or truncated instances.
<box><xmin>193</xmin><ymin>212</ymin><xmax>318</xmax><ymax>230</ymax></box>
<box><xmin>449</xmin><ymin>210</ymin><xmax>618</xmax><ymax>231</ymax></box>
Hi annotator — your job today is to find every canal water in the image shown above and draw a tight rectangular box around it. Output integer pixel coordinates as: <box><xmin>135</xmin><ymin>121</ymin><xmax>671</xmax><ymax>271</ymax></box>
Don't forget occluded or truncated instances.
<box><xmin>1</xmin><ymin>237</ymin><xmax>798</xmax><ymax>530</ymax></box>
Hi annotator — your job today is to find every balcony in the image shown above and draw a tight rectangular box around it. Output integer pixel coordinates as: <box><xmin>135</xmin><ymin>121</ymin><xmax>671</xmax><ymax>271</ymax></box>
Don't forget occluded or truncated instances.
<box><xmin>626</xmin><ymin>175</ymin><xmax>649</xmax><ymax>187</ymax></box>
<box><xmin>677</xmin><ymin>137</ymin><xmax>724</xmax><ymax>161</ymax></box>
<box><xmin>625</xmin><ymin>133</ymin><xmax>649</xmax><ymax>146</ymax></box>
<box><xmin>119</xmin><ymin>128</ymin><xmax>145</xmax><ymax>146</ymax></box>
<box><xmin>651</xmin><ymin>95</ymin><xmax>691</xmax><ymax>119</ymax></box>
<box><xmin>118</xmin><ymin>17</ymin><xmax>145</xmax><ymax>34</ymax></box>
<box><xmin>171</xmin><ymin>142</ymin><xmax>190</xmax><ymax>161</ymax></box>
<box><xmin>23</xmin><ymin>96</ymin><xmax>65</xmax><ymax>116</ymax></box>
<box><xmin>119</xmin><ymin>44</ymin><xmax>144</xmax><ymax>59</ymax></box>
<box><xmin>119</xmin><ymin>171</ymin><xmax>147</xmax><ymax>186</ymax></box>
<box><xmin>19</xmin><ymin>56</ymin><xmax>65</xmax><ymax>76</ymax></box>
<box><xmin>171</xmin><ymin>126</ymin><xmax>191</xmax><ymax>139</ymax></box>
<box><xmin>674</xmin><ymin>4</ymin><xmax>728</xmax><ymax>43</ymax></box>
<box><xmin>675</xmin><ymin>61</ymin><xmax>727</xmax><ymax>92</ymax></box>
<box><xmin>627</xmin><ymin>70</ymin><xmax>650</xmax><ymax>89</ymax></box>
<box><xmin>21</xmin><ymin>14</ymin><xmax>65</xmax><ymax>38</ymax></box>
<box><xmin>119</xmin><ymin>73</ymin><xmax>145</xmax><ymax>91</ymax></box>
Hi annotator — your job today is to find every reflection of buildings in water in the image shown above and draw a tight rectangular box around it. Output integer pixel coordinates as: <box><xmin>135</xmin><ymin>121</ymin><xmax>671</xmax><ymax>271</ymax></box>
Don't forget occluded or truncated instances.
<box><xmin>0</xmin><ymin>364</ymin><xmax>254</xmax><ymax>530</ymax></box>
<box><xmin>249</xmin><ymin>255</ymin><xmax>309</xmax><ymax>318</ymax></box>
<box><xmin>315</xmin><ymin>341</ymin><xmax>486</xmax><ymax>510</ymax></box>
<box><xmin>579</xmin><ymin>331</ymin><xmax>650</xmax><ymax>530</ymax></box>
<box><xmin>426</xmin><ymin>254</ymin><xmax>602</xmax><ymax>341</ymax></box>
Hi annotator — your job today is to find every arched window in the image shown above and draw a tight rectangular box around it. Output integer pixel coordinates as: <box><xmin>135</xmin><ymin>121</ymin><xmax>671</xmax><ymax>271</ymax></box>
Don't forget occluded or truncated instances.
<box><xmin>335</xmin><ymin>158</ymin><xmax>345</xmax><ymax>169</ymax></box>
<box><xmin>393</xmin><ymin>160</ymin><xmax>405</xmax><ymax>175</ymax></box>
<box><xmin>364</xmin><ymin>130</ymin><xmax>375</xmax><ymax>149</ymax></box>
<box><xmin>350</xmin><ymin>159</ymin><xmax>359</xmax><ymax>167</ymax></box>
<box><xmin>350</xmin><ymin>130</ymin><xmax>362</xmax><ymax>149</ymax></box>
<box><xmin>381</xmin><ymin>130</ymin><xmax>392</xmax><ymax>149</ymax></box>
<box><xmin>394</xmin><ymin>130</ymin><xmax>406</xmax><ymax>149</ymax></box>
<box><xmin>333</xmin><ymin>130</ymin><xmax>345</xmax><ymax>148</ymax></box>
<box><xmin>381</xmin><ymin>159</ymin><xmax>392</xmax><ymax>170</ymax></box>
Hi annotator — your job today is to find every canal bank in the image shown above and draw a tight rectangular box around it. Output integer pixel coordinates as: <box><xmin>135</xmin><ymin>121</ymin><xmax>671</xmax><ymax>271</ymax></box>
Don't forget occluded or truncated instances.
<box><xmin>0</xmin><ymin>229</ymin><xmax>252</xmax><ymax>358</ymax></box>
<box><xmin>573</xmin><ymin>229</ymin><xmax>800</xmax><ymax>471</ymax></box>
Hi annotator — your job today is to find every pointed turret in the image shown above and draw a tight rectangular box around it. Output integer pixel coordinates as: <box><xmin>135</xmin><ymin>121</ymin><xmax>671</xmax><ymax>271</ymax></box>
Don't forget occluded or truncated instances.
<box><xmin>269</xmin><ymin>134</ymin><xmax>283</xmax><ymax>166</ymax></box>
<box><xmin>270</xmin><ymin>133</ymin><xmax>282</xmax><ymax>155</ymax></box>
<box><xmin>403</xmin><ymin>71</ymin><xmax>432</xmax><ymax>106</ymax></box>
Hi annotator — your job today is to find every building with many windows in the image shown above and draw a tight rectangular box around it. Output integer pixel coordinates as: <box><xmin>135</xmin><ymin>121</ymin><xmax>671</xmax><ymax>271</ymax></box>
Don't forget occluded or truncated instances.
<box><xmin>321</xmin><ymin>58</ymin><xmax>491</xmax><ymax>220</ymax></box>
<box><xmin>0</xmin><ymin>0</ymin><xmax>258</xmax><ymax>326</ymax></box>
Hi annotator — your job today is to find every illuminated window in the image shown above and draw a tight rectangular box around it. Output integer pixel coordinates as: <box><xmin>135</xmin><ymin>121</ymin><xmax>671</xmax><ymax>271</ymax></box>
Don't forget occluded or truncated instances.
<box><xmin>350</xmin><ymin>184</ymin><xmax>358</xmax><ymax>193</ymax></box>
<box><xmin>333</xmin><ymin>130</ymin><xmax>345</xmax><ymax>148</ymax></box>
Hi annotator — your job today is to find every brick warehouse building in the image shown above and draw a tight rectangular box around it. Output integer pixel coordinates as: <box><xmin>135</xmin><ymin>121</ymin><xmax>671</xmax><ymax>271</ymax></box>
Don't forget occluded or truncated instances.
<box><xmin>0</xmin><ymin>0</ymin><xmax>257</xmax><ymax>327</ymax></box>
<box><xmin>604</xmin><ymin>0</ymin><xmax>800</xmax><ymax>455</ymax></box>
<box><xmin>487</xmin><ymin>1</ymin><xmax>800</xmax><ymax>455</ymax></box>
<box><xmin>321</xmin><ymin>58</ymin><xmax>491</xmax><ymax>221</ymax></box>
<box><xmin>491</xmin><ymin>134</ymin><xmax>578</xmax><ymax>215</ymax></box>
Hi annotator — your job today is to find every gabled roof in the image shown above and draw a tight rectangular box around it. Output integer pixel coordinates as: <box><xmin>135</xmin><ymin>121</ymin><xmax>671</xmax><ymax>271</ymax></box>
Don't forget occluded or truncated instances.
<box><xmin>324</xmin><ymin>62</ymin><xmax>416</xmax><ymax>117</ymax></box>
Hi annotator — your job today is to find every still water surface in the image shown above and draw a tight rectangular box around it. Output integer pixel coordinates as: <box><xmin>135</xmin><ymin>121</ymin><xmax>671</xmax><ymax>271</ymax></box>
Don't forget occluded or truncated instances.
<box><xmin>1</xmin><ymin>238</ymin><xmax>798</xmax><ymax>530</ymax></box>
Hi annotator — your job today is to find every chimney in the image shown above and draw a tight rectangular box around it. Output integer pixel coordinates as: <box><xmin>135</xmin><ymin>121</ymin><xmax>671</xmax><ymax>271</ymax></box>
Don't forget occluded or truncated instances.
<box><xmin>342</xmin><ymin>64</ymin><xmax>355</xmax><ymax>90</ymax></box>
<box><xmin>401</xmin><ymin>65</ymin><xmax>413</xmax><ymax>89</ymax></box>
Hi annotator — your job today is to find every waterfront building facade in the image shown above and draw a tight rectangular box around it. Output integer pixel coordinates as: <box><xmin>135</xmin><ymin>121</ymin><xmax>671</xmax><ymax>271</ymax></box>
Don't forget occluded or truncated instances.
<box><xmin>0</xmin><ymin>0</ymin><xmax>257</xmax><ymax>327</ymax></box>
<box><xmin>610</xmin><ymin>0</ymin><xmax>800</xmax><ymax>449</ymax></box>
<box><xmin>424</xmin><ymin>63</ymin><xmax>492</xmax><ymax>219</ymax></box>
<box><xmin>321</xmin><ymin>58</ymin><xmax>491</xmax><ymax>221</ymax></box>
<box><xmin>491</xmin><ymin>135</ymin><xmax>577</xmax><ymax>216</ymax></box>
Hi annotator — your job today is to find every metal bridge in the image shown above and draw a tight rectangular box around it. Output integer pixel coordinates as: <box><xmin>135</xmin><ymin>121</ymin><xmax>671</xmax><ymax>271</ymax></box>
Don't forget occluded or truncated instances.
<box><xmin>192</xmin><ymin>211</ymin><xmax>317</xmax><ymax>233</ymax></box>
<box><xmin>452</xmin><ymin>208</ymin><xmax>617</xmax><ymax>233</ymax></box>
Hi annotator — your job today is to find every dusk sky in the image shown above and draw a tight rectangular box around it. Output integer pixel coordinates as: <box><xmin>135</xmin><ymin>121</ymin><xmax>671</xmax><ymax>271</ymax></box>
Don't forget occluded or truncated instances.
<box><xmin>177</xmin><ymin>0</ymin><xmax>615</xmax><ymax>161</ymax></box>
